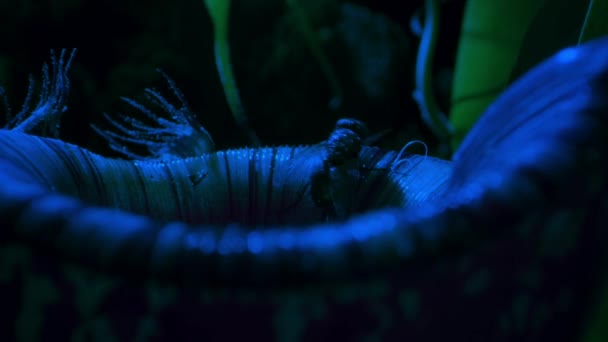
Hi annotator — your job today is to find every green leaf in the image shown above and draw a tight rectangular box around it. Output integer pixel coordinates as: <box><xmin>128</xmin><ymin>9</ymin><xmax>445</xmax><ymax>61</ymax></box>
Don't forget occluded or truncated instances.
<box><xmin>449</xmin><ymin>0</ymin><xmax>594</xmax><ymax>151</ymax></box>
<box><xmin>449</xmin><ymin>0</ymin><xmax>546</xmax><ymax>151</ymax></box>
<box><xmin>203</xmin><ymin>0</ymin><xmax>230</xmax><ymax>38</ymax></box>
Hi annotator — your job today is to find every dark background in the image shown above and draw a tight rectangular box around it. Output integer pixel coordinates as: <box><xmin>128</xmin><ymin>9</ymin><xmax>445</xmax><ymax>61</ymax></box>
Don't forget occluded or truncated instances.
<box><xmin>0</xmin><ymin>0</ymin><xmax>465</xmax><ymax>156</ymax></box>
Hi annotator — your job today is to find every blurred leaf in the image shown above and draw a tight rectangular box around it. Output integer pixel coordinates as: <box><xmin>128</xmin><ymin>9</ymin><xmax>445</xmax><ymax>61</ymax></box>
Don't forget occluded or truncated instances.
<box><xmin>449</xmin><ymin>0</ymin><xmax>546</xmax><ymax>150</ymax></box>
<box><xmin>203</xmin><ymin>0</ymin><xmax>259</xmax><ymax>145</ymax></box>
<box><xmin>286</xmin><ymin>0</ymin><xmax>343</xmax><ymax>110</ymax></box>
<box><xmin>582</xmin><ymin>286</ymin><xmax>608</xmax><ymax>341</ymax></box>
<box><xmin>578</xmin><ymin>0</ymin><xmax>608</xmax><ymax>43</ymax></box>
<box><xmin>203</xmin><ymin>0</ymin><xmax>229</xmax><ymax>37</ymax></box>
<box><xmin>413</xmin><ymin>0</ymin><xmax>453</xmax><ymax>150</ymax></box>
<box><xmin>508</xmin><ymin>0</ymin><xmax>590</xmax><ymax>83</ymax></box>
<box><xmin>449</xmin><ymin>0</ymin><xmax>596</xmax><ymax>151</ymax></box>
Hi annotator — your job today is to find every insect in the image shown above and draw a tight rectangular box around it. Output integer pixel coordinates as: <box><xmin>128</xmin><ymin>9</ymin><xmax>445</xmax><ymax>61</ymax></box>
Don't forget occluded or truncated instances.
<box><xmin>311</xmin><ymin>118</ymin><xmax>368</xmax><ymax>221</ymax></box>
<box><xmin>311</xmin><ymin>118</ymin><xmax>436</xmax><ymax>221</ymax></box>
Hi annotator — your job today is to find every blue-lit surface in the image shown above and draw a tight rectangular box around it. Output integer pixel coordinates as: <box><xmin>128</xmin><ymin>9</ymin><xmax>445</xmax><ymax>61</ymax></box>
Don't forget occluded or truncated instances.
<box><xmin>0</xmin><ymin>38</ymin><xmax>607</xmax><ymax>287</ymax></box>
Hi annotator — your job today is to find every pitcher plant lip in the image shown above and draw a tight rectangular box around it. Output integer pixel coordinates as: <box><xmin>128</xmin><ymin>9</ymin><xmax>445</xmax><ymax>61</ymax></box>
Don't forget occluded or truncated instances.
<box><xmin>1</xmin><ymin>37</ymin><xmax>607</xmax><ymax>289</ymax></box>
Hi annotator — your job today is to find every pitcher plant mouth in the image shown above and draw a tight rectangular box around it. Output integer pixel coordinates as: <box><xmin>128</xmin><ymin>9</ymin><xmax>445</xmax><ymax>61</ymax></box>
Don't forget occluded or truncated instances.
<box><xmin>1</xmin><ymin>38</ymin><xmax>607</xmax><ymax>289</ymax></box>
